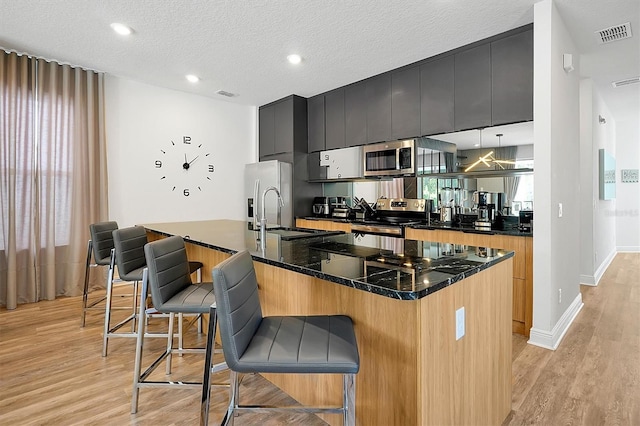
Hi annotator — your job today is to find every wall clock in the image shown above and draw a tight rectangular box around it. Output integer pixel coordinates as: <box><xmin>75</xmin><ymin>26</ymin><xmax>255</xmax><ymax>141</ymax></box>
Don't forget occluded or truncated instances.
<box><xmin>154</xmin><ymin>136</ymin><xmax>215</xmax><ymax>196</ymax></box>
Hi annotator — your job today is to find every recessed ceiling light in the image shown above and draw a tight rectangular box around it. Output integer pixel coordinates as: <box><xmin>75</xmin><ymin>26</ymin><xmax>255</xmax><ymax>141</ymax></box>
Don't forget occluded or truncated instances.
<box><xmin>287</xmin><ymin>54</ymin><xmax>302</xmax><ymax>65</ymax></box>
<box><xmin>474</xmin><ymin>143</ymin><xmax>481</xmax><ymax>147</ymax></box>
<box><xmin>110</xmin><ymin>23</ymin><xmax>132</xmax><ymax>36</ymax></box>
<box><xmin>186</xmin><ymin>74</ymin><xmax>200</xmax><ymax>83</ymax></box>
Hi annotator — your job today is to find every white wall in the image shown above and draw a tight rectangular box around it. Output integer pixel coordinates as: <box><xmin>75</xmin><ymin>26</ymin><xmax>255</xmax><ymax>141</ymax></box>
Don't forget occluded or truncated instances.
<box><xmin>616</xmin><ymin>118</ymin><xmax>640</xmax><ymax>252</ymax></box>
<box><xmin>579</xmin><ymin>80</ymin><xmax>618</xmax><ymax>284</ymax></box>
<box><xmin>105</xmin><ymin>76</ymin><xmax>256</xmax><ymax>227</ymax></box>
<box><xmin>530</xmin><ymin>0</ymin><xmax>583</xmax><ymax>349</ymax></box>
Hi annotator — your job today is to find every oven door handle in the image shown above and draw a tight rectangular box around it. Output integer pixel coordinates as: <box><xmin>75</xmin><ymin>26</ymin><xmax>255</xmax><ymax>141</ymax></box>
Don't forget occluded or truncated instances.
<box><xmin>351</xmin><ymin>224</ymin><xmax>403</xmax><ymax>236</ymax></box>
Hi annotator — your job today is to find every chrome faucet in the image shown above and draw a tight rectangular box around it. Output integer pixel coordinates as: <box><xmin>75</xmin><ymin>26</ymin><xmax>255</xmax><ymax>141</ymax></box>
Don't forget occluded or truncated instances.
<box><xmin>259</xmin><ymin>186</ymin><xmax>284</xmax><ymax>250</ymax></box>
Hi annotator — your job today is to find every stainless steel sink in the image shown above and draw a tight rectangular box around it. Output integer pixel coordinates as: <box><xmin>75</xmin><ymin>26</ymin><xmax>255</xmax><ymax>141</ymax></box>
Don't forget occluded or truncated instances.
<box><xmin>265</xmin><ymin>226</ymin><xmax>344</xmax><ymax>241</ymax></box>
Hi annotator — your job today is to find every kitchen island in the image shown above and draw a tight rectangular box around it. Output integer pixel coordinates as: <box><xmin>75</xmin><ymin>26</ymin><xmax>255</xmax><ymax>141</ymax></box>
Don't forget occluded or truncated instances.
<box><xmin>298</xmin><ymin>216</ymin><xmax>533</xmax><ymax>336</ymax></box>
<box><xmin>144</xmin><ymin>220</ymin><xmax>514</xmax><ymax>426</ymax></box>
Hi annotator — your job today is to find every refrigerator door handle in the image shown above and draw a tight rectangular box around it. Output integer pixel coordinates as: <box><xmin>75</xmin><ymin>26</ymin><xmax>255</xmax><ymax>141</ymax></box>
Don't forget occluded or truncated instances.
<box><xmin>253</xmin><ymin>179</ymin><xmax>260</xmax><ymax>228</ymax></box>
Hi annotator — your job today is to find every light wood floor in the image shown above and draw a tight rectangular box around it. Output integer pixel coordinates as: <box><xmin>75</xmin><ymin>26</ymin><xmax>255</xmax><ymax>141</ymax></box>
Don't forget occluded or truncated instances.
<box><xmin>504</xmin><ymin>252</ymin><xmax>640</xmax><ymax>425</ymax></box>
<box><xmin>1</xmin><ymin>253</ymin><xmax>638</xmax><ymax>425</ymax></box>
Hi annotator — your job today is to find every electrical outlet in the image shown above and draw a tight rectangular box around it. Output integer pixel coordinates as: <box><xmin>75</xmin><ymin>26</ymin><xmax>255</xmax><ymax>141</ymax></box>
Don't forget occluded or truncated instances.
<box><xmin>558</xmin><ymin>203</ymin><xmax>563</xmax><ymax>218</ymax></box>
<box><xmin>456</xmin><ymin>307</ymin><xmax>465</xmax><ymax>340</ymax></box>
<box><xmin>558</xmin><ymin>288</ymin><xmax>562</xmax><ymax>304</ymax></box>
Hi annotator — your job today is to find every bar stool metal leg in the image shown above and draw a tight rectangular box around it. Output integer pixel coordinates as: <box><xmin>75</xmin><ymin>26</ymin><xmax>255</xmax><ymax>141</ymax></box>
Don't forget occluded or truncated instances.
<box><xmin>344</xmin><ymin>374</ymin><xmax>356</xmax><ymax>426</ymax></box>
<box><xmin>102</xmin><ymin>249</ymin><xmax>116</xmax><ymax>357</ymax></box>
<box><xmin>80</xmin><ymin>239</ymin><xmax>94</xmax><ymax>327</ymax></box>
<box><xmin>130</xmin><ymin>269</ymin><xmax>148</xmax><ymax>414</ymax></box>
<box><xmin>200</xmin><ymin>304</ymin><xmax>218</xmax><ymax>426</ymax></box>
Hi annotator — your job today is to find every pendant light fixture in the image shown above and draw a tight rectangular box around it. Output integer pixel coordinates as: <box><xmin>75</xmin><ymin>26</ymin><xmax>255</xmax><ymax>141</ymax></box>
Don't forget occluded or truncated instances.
<box><xmin>465</xmin><ymin>128</ymin><xmax>494</xmax><ymax>172</ymax></box>
<box><xmin>465</xmin><ymin>131</ymin><xmax>516</xmax><ymax>172</ymax></box>
<box><xmin>492</xmin><ymin>133</ymin><xmax>516</xmax><ymax>169</ymax></box>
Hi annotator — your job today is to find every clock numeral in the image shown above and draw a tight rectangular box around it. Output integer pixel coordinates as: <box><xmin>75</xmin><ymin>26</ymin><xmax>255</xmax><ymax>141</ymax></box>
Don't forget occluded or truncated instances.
<box><xmin>208</xmin><ymin>165</ymin><xmax>215</xmax><ymax>172</ymax></box>
<box><xmin>183</xmin><ymin>136</ymin><xmax>191</xmax><ymax>144</ymax></box>
<box><xmin>183</xmin><ymin>189</ymin><xmax>190</xmax><ymax>196</ymax></box>
<box><xmin>155</xmin><ymin>160</ymin><xmax>162</xmax><ymax>168</ymax></box>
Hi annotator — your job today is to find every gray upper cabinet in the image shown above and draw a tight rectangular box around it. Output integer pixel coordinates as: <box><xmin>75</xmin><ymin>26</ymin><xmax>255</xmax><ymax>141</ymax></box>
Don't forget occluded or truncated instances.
<box><xmin>366</xmin><ymin>73</ymin><xmax>392</xmax><ymax>144</ymax></box>
<box><xmin>391</xmin><ymin>66</ymin><xmax>421</xmax><ymax>140</ymax></box>
<box><xmin>258</xmin><ymin>104</ymin><xmax>275</xmax><ymax>157</ymax></box>
<box><xmin>259</xmin><ymin>95</ymin><xmax>307</xmax><ymax>161</ymax></box>
<box><xmin>305</xmin><ymin>25</ymin><xmax>532</xmax><ymax>152</ymax></box>
<box><xmin>491</xmin><ymin>29</ymin><xmax>533</xmax><ymax>125</ymax></box>
<box><xmin>325</xmin><ymin>88</ymin><xmax>346</xmax><ymax>150</ymax></box>
<box><xmin>420</xmin><ymin>56</ymin><xmax>455</xmax><ymax>135</ymax></box>
<box><xmin>454</xmin><ymin>44</ymin><xmax>492</xmax><ymax>131</ymax></box>
<box><xmin>274</xmin><ymin>97</ymin><xmax>294</xmax><ymax>155</ymax></box>
<box><xmin>307</xmin><ymin>94</ymin><xmax>325</xmax><ymax>153</ymax></box>
<box><xmin>345</xmin><ymin>81</ymin><xmax>367</xmax><ymax>147</ymax></box>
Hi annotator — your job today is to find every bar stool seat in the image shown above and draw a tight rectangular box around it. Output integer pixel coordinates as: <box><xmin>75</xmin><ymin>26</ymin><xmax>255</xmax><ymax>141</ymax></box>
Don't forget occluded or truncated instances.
<box><xmin>202</xmin><ymin>249</ymin><xmax>359</xmax><ymax>426</ymax></box>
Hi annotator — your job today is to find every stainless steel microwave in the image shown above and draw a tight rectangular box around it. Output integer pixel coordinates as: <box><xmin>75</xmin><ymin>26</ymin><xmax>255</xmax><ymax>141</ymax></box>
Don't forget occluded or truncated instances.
<box><xmin>363</xmin><ymin>138</ymin><xmax>458</xmax><ymax>177</ymax></box>
<box><xmin>363</xmin><ymin>139</ymin><xmax>417</xmax><ymax>177</ymax></box>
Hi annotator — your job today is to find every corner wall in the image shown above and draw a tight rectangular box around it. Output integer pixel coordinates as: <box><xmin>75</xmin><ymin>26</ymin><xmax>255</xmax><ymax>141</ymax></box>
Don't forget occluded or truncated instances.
<box><xmin>530</xmin><ymin>0</ymin><xmax>583</xmax><ymax>349</ymax></box>
<box><xmin>104</xmin><ymin>76</ymin><xmax>256</xmax><ymax>227</ymax></box>
<box><xmin>615</xmin><ymin>118</ymin><xmax>640</xmax><ymax>252</ymax></box>
<box><xmin>579</xmin><ymin>80</ymin><xmax>618</xmax><ymax>285</ymax></box>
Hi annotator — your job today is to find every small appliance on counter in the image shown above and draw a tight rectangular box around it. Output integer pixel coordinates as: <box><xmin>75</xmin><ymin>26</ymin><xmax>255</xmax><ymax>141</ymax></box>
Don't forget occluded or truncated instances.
<box><xmin>519</xmin><ymin>210</ymin><xmax>533</xmax><ymax>232</ymax></box>
<box><xmin>331</xmin><ymin>196</ymin><xmax>350</xmax><ymax>219</ymax></box>
<box><xmin>472</xmin><ymin>190</ymin><xmax>507</xmax><ymax>231</ymax></box>
<box><xmin>312</xmin><ymin>197</ymin><xmax>331</xmax><ymax>218</ymax></box>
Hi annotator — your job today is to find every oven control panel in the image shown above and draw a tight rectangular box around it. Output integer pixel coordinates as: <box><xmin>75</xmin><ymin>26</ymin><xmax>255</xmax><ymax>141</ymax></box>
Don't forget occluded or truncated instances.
<box><xmin>376</xmin><ymin>198</ymin><xmax>426</xmax><ymax>212</ymax></box>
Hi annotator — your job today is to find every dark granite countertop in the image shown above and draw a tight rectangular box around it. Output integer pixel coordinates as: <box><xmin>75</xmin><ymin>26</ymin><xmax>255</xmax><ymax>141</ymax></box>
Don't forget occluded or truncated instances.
<box><xmin>300</xmin><ymin>216</ymin><xmax>532</xmax><ymax>237</ymax></box>
<box><xmin>143</xmin><ymin>220</ymin><xmax>514</xmax><ymax>301</ymax></box>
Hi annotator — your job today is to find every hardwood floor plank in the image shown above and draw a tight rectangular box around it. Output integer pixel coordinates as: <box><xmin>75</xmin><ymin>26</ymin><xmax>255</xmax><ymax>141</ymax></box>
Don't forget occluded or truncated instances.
<box><xmin>504</xmin><ymin>253</ymin><xmax>640</xmax><ymax>426</ymax></box>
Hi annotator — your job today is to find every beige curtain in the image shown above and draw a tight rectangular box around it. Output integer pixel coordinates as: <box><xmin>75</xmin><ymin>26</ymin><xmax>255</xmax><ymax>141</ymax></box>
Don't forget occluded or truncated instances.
<box><xmin>495</xmin><ymin>146</ymin><xmax>519</xmax><ymax>212</ymax></box>
<box><xmin>0</xmin><ymin>51</ymin><xmax>108</xmax><ymax>309</ymax></box>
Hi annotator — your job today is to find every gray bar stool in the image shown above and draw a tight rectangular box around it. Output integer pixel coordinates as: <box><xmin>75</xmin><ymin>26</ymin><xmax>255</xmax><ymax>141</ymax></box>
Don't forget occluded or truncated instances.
<box><xmin>131</xmin><ymin>235</ymin><xmax>227</xmax><ymax>414</ymax></box>
<box><xmin>81</xmin><ymin>221</ymin><xmax>118</xmax><ymax>327</ymax></box>
<box><xmin>103</xmin><ymin>226</ymin><xmax>203</xmax><ymax>356</ymax></box>
<box><xmin>202</xmin><ymin>249</ymin><xmax>360</xmax><ymax>426</ymax></box>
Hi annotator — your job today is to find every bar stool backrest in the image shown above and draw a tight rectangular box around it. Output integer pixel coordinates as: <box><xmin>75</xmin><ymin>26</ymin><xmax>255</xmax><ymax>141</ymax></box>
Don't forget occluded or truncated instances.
<box><xmin>143</xmin><ymin>236</ymin><xmax>193</xmax><ymax>312</ymax></box>
<box><xmin>112</xmin><ymin>226</ymin><xmax>148</xmax><ymax>281</ymax></box>
<box><xmin>90</xmin><ymin>221</ymin><xmax>118</xmax><ymax>265</ymax></box>
<box><xmin>211</xmin><ymin>249</ymin><xmax>264</xmax><ymax>371</ymax></box>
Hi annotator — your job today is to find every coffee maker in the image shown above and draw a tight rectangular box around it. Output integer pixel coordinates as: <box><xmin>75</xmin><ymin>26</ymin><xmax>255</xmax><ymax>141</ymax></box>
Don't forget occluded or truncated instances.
<box><xmin>473</xmin><ymin>191</ymin><xmax>498</xmax><ymax>230</ymax></box>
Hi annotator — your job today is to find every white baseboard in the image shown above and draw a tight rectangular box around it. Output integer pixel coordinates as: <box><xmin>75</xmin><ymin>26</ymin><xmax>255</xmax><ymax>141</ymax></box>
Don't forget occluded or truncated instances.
<box><xmin>593</xmin><ymin>249</ymin><xmax>617</xmax><ymax>285</ymax></box>
<box><xmin>528</xmin><ymin>292</ymin><xmax>584</xmax><ymax>350</ymax></box>
<box><xmin>581</xmin><ymin>248</ymin><xmax>618</xmax><ymax>287</ymax></box>
<box><xmin>617</xmin><ymin>246</ymin><xmax>640</xmax><ymax>252</ymax></box>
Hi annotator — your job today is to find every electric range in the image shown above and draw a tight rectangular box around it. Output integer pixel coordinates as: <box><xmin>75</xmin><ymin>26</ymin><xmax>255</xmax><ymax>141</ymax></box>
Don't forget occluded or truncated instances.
<box><xmin>350</xmin><ymin>198</ymin><xmax>428</xmax><ymax>237</ymax></box>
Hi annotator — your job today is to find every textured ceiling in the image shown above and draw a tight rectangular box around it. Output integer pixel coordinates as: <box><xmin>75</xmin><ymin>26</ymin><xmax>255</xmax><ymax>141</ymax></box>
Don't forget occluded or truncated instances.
<box><xmin>0</xmin><ymin>0</ymin><xmax>638</xmax><ymax>129</ymax></box>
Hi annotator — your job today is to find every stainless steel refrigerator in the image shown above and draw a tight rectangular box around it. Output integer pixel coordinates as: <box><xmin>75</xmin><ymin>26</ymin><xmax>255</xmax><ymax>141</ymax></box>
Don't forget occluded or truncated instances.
<box><xmin>244</xmin><ymin>160</ymin><xmax>293</xmax><ymax>228</ymax></box>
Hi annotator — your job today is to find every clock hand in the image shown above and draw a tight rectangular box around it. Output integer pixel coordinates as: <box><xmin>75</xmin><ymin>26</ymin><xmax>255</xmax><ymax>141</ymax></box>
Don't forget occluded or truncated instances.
<box><xmin>188</xmin><ymin>155</ymin><xmax>199</xmax><ymax>165</ymax></box>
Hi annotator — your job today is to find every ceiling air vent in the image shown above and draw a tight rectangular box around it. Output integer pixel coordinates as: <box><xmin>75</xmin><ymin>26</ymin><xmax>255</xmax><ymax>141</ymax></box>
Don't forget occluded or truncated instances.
<box><xmin>595</xmin><ymin>22</ymin><xmax>632</xmax><ymax>44</ymax></box>
<box><xmin>215</xmin><ymin>90</ymin><xmax>237</xmax><ymax>97</ymax></box>
<box><xmin>611</xmin><ymin>76</ymin><xmax>640</xmax><ymax>88</ymax></box>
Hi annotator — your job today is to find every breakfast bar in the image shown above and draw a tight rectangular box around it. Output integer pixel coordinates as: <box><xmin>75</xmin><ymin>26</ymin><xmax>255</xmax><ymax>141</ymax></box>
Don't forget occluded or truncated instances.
<box><xmin>144</xmin><ymin>219</ymin><xmax>514</xmax><ymax>426</ymax></box>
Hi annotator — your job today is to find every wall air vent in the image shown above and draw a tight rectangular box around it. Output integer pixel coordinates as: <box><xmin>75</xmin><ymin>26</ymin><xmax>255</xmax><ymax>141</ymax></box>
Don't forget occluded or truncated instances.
<box><xmin>595</xmin><ymin>22</ymin><xmax>632</xmax><ymax>44</ymax></box>
<box><xmin>215</xmin><ymin>90</ymin><xmax>237</xmax><ymax>97</ymax></box>
<box><xmin>611</xmin><ymin>76</ymin><xmax>640</xmax><ymax>88</ymax></box>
